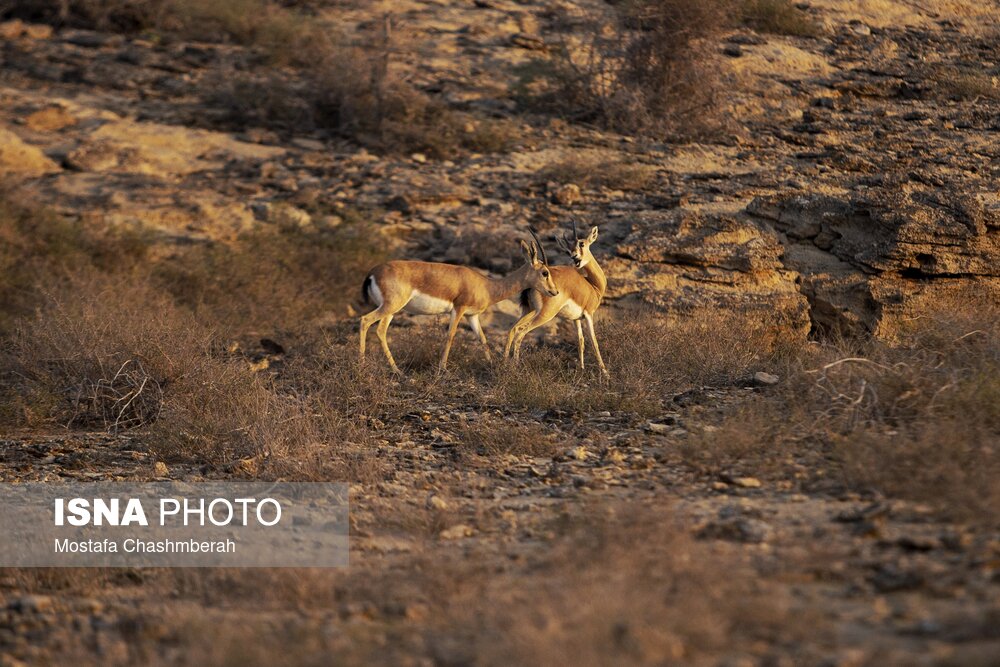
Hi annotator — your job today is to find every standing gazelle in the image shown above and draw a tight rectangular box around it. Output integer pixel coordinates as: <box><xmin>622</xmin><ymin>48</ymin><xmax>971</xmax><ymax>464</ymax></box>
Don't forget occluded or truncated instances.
<box><xmin>504</xmin><ymin>222</ymin><xmax>608</xmax><ymax>376</ymax></box>
<box><xmin>359</xmin><ymin>231</ymin><xmax>559</xmax><ymax>375</ymax></box>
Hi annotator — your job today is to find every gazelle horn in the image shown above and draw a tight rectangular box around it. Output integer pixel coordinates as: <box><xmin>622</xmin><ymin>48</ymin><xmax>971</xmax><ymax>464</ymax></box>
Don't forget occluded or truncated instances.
<box><xmin>528</xmin><ymin>226</ymin><xmax>548</xmax><ymax>264</ymax></box>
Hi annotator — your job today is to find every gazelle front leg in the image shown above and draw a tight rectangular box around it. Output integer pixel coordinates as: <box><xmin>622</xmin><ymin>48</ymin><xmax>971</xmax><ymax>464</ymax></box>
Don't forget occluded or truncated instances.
<box><xmin>575</xmin><ymin>319</ymin><xmax>586</xmax><ymax>370</ymax></box>
<box><xmin>583</xmin><ymin>312</ymin><xmax>608</xmax><ymax>376</ymax></box>
<box><xmin>440</xmin><ymin>307</ymin><xmax>468</xmax><ymax>371</ymax></box>
<box><xmin>505</xmin><ymin>310</ymin><xmax>536</xmax><ymax>360</ymax></box>
<box><xmin>467</xmin><ymin>314</ymin><xmax>492</xmax><ymax>362</ymax></box>
<box><xmin>513</xmin><ymin>311</ymin><xmax>558</xmax><ymax>361</ymax></box>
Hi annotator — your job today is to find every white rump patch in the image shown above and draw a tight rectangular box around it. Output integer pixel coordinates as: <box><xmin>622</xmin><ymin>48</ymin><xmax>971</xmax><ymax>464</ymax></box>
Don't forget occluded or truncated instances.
<box><xmin>404</xmin><ymin>289</ymin><xmax>454</xmax><ymax>315</ymax></box>
<box><xmin>368</xmin><ymin>279</ymin><xmax>384</xmax><ymax>307</ymax></box>
<box><xmin>560</xmin><ymin>299</ymin><xmax>584</xmax><ymax>321</ymax></box>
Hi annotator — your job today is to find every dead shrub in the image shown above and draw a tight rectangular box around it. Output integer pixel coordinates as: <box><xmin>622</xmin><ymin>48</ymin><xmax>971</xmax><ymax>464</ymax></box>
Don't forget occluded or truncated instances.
<box><xmin>926</xmin><ymin>64</ymin><xmax>1000</xmax><ymax>101</ymax></box>
<box><xmin>516</xmin><ymin>0</ymin><xmax>736</xmax><ymax>140</ymax></box>
<box><xmin>741</xmin><ymin>0</ymin><xmax>823</xmax><ymax>37</ymax></box>
<box><xmin>836</xmin><ymin>421</ymin><xmax>999</xmax><ymax>522</ymax></box>
<box><xmin>3</xmin><ymin>276</ymin><xmax>212</xmax><ymax>430</ymax></box>
<box><xmin>1</xmin><ymin>274</ymin><xmax>366</xmax><ymax>479</ymax></box>
<box><xmin>203</xmin><ymin>72</ymin><xmax>317</xmax><ymax>131</ymax></box>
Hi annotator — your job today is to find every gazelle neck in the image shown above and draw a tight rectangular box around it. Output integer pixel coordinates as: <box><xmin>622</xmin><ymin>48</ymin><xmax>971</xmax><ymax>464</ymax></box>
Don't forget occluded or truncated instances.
<box><xmin>487</xmin><ymin>263</ymin><xmax>534</xmax><ymax>305</ymax></box>
<box><xmin>580</xmin><ymin>254</ymin><xmax>607</xmax><ymax>298</ymax></box>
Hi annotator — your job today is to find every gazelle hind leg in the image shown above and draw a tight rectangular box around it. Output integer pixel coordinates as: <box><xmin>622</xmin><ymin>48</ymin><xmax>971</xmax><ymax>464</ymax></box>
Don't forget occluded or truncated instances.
<box><xmin>375</xmin><ymin>314</ymin><xmax>402</xmax><ymax>375</ymax></box>
<box><xmin>359</xmin><ymin>309</ymin><xmax>383</xmax><ymax>360</ymax></box>
<box><xmin>467</xmin><ymin>314</ymin><xmax>491</xmax><ymax>362</ymax></box>
<box><xmin>575</xmin><ymin>319</ymin><xmax>586</xmax><ymax>370</ymax></box>
<box><xmin>583</xmin><ymin>312</ymin><xmax>608</xmax><ymax>376</ymax></box>
<box><xmin>440</xmin><ymin>307</ymin><xmax>467</xmax><ymax>371</ymax></box>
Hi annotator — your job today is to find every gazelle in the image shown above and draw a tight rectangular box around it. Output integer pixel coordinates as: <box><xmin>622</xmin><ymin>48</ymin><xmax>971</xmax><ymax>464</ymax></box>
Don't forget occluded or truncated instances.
<box><xmin>359</xmin><ymin>231</ymin><xmax>559</xmax><ymax>374</ymax></box>
<box><xmin>504</xmin><ymin>222</ymin><xmax>608</xmax><ymax>376</ymax></box>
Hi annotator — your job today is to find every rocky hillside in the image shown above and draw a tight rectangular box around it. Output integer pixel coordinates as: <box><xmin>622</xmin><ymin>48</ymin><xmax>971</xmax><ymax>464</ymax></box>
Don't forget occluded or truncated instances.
<box><xmin>0</xmin><ymin>0</ymin><xmax>998</xmax><ymax>339</ymax></box>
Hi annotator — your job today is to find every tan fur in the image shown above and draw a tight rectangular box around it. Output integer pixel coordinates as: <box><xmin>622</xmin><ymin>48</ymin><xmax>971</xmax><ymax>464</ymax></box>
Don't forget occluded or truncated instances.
<box><xmin>360</xmin><ymin>239</ymin><xmax>559</xmax><ymax>374</ymax></box>
<box><xmin>504</xmin><ymin>225</ymin><xmax>608</xmax><ymax>375</ymax></box>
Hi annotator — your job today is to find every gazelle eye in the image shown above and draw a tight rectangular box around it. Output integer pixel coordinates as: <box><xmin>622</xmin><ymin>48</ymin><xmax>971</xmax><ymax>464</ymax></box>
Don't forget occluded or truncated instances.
<box><xmin>542</xmin><ymin>271</ymin><xmax>549</xmax><ymax>277</ymax></box>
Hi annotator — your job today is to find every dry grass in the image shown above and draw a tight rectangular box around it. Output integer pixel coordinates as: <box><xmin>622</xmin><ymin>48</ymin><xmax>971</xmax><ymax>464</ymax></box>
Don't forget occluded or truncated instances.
<box><xmin>153</xmin><ymin>219</ymin><xmax>387</xmax><ymax>335</ymax></box>
<box><xmin>0</xmin><ymin>189</ymin><xmax>385</xmax><ymax>480</ymax></box>
<box><xmin>5</xmin><ymin>502</ymin><xmax>820</xmax><ymax>666</ymax></box>
<box><xmin>1</xmin><ymin>276</ymin><xmax>378</xmax><ymax>479</ymax></box>
<box><xmin>682</xmin><ymin>294</ymin><xmax>1000</xmax><ymax>522</ymax></box>
<box><xmin>494</xmin><ymin>307</ymin><xmax>788</xmax><ymax>417</ymax></box>
<box><xmin>0</xmin><ymin>187</ymin><xmax>148</xmax><ymax>332</ymax></box>
<box><xmin>2</xmin><ymin>277</ymin><xmax>204</xmax><ymax>431</ymax></box>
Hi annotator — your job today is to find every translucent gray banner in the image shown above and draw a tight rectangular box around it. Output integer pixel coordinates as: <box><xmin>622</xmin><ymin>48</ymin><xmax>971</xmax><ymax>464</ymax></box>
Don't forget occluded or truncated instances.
<box><xmin>0</xmin><ymin>482</ymin><xmax>348</xmax><ymax>567</ymax></box>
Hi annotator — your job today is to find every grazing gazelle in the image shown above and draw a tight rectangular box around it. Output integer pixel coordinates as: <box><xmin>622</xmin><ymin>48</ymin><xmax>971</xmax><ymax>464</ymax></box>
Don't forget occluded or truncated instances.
<box><xmin>359</xmin><ymin>231</ymin><xmax>559</xmax><ymax>374</ymax></box>
<box><xmin>504</xmin><ymin>222</ymin><xmax>608</xmax><ymax>376</ymax></box>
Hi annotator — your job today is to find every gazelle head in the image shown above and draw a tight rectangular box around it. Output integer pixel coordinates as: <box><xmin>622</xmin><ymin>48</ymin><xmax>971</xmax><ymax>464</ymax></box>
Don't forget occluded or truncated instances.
<box><xmin>557</xmin><ymin>221</ymin><xmax>599</xmax><ymax>269</ymax></box>
<box><xmin>522</xmin><ymin>229</ymin><xmax>560</xmax><ymax>297</ymax></box>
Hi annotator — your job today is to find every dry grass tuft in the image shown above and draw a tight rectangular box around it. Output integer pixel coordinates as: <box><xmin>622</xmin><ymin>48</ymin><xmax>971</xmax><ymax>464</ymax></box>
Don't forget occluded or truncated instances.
<box><xmin>1</xmin><ymin>274</ymin><xmax>377</xmax><ymax>480</ymax></box>
<box><xmin>741</xmin><ymin>0</ymin><xmax>824</xmax><ymax>37</ymax></box>
<box><xmin>2</xmin><ymin>276</ymin><xmax>211</xmax><ymax>430</ymax></box>
<box><xmin>457</xmin><ymin>413</ymin><xmax>558</xmax><ymax>458</ymax></box>
<box><xmin>538</xmin><ymin>150</ymin><xmax>657</xmax><ymax>191</ymax></box>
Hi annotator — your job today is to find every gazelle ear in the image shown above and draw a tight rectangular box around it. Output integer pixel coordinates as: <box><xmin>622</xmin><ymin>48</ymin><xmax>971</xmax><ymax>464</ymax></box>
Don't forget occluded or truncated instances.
<box><xmin>519</xmin><ymin>239</ymin><xmax>535</xmax><ymax>262</ymax></box>
<box><xmin>587</xmin><ymin>226</ymin><xmax>599</xmax><ymax>243</ymax></box>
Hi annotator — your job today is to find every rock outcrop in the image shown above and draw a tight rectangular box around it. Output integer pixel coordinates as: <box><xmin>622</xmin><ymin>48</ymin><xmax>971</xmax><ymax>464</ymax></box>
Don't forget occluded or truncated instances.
<box><xmin>747</xmin><ymin>186</ymin><xmax>1000</xmax><ymax>336</ymax></box>
<box><xmin>613</xmin><ymin>209</ymin><xmax>811</xmax><ymax>338</ymax></box>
